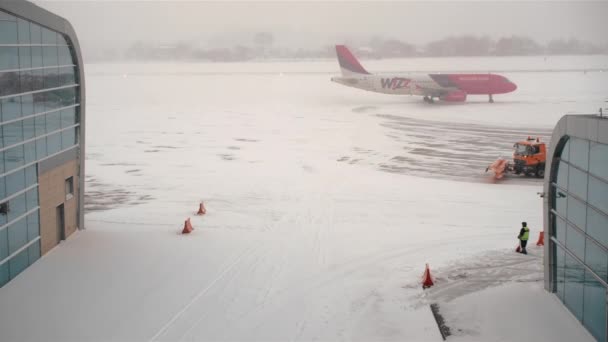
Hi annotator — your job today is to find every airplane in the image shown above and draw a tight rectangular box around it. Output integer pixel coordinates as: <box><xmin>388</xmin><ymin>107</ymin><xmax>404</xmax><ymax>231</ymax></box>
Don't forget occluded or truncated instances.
<box><xmin>330</xmin><ymin>45</ymin><xmax>517</xmax><ymax>103</ymax></box>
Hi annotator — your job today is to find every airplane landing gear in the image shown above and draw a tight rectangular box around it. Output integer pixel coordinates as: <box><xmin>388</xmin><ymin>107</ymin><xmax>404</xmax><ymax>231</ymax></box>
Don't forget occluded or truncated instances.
<box><xmin>489</xmin><ymin>94</ymin><xmax>494</xmax><ymax>103</ymax></box>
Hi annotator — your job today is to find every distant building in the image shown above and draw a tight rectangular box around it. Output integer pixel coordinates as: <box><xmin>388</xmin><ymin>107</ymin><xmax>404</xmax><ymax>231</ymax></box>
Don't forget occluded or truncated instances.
<box><xmin>544</xmin><ymin>114</ymin><xmax>608</xmax><ymax>341</ymax></box>
<box><xmin>0</xmin><ymin>0</ymin><xmax>85</xmax><ymax>287</ymax></box>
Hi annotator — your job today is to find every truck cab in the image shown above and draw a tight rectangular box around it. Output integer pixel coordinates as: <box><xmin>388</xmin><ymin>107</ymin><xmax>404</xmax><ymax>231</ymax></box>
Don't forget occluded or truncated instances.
<box><xmin>512</xmin><ymin>137</ymin><xmax>546</xmax><ymax>177</ymax></box>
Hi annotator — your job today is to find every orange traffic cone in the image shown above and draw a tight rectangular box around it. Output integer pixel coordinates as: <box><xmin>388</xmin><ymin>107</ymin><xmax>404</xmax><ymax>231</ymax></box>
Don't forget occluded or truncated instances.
<box><xmin>197</xmin><ymin>202</ymin><xmax>206</xmax><ymax>215</ymax></box>
<box><xmin>536</xmin><ymin>231</ymin><xmax>544</xmax><ymax>246</ymax></box>
<box><xmin>515</xmin><ymin>244</ymin><xmax>522</xmax><ymax>253</ymax></box>
<box><xmin>182</xmin><ymin>218</ymin><xmax>194</xmax><ymax>234</ymax></box>
<box><xmin>422</xmin><ymin>263</ymin><xmax>434</xmax><ymax>289</ymax></box>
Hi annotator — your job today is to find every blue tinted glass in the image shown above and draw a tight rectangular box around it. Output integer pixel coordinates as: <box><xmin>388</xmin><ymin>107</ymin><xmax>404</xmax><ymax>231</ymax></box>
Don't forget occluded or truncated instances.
<box><xmin>27</xmin><ymin>241</ymin><xmax>39</xmax><ymax>265</ymax></box>
<box><xmin>61</xmin><ymin>107</ymin><xmax>75</xmax><ymax>128</ymax></box>
<box><xmin>41</xmin><ymin>27</ymin><xmax>57</xmax><ymax>44</ymax></box>
<box><xmin>0</xmin><ymin>175</ymin><xmax>4</xmax><ymax>198</ymax></box>
<box><xmin>555</xmin><ymin>244</ymin><xmax>565</xmax><ymax>300</ymax></box>
<box><xmin>58</xmin><ymin>46</ymin><xmax>72</xmax><ymax>65</ymax></box>
<box><xmin>568</xmin><ymin>166</ymin><xmax>588</xmax><ymax>200</ymax></box>
<box><xmin>18</xmin><ymin>46</ymin><xmax>32</xmax><ymax>69</ymax></box>
<box><xmin>34</xmin><ymin>114</ymin><xmax>46</xmax><ymax>136</ymax></box>
<box><xmin>31</xmin><ymin>69</ymin><xmax>43</xmax><ymax>92</ymax></box>
<box><xmin>0</xmin><ymin>47</ymin><xmax>19</xmax><ymax>71</ymax></box>
<box><xmin>556</xmin><ymin>161</ymin><xmax>568</xmax><ymax>190</ymax></box>
<box><xmin>45</xmin><ymin>89</ymin><xmax>63</xmax><ymax>111</ymax></box>
<box><xmin>588</xmin><ymin>208</ymin><xmax>608</xmax><ymax>248</ymax></box>
<box><xmin>61</xmin><ymin>128</ymin><xmax>75</xmax><ymax>149</ymax></box>
<box><xmin>0</xmin><ymin>263</ymin><xmax>8</xmax><ymax>287</ymax></box>
<box><xmin>7</xmin><ymin>218</ymin><xmax>27</xmax><ymax>254</ymax></box>
<box><xmin>0</xmin><ymin>227</ymin><xmax>7</xmax><ymax>260</ymax></box>
<box><xmin>4</xmin><ymin>145</ymin><xmax>24</xmax><ymax>171</ymax></box>
<box><xmin>44</xmin><ymin>66</ymin><xmax>59</xmax><ymax>88</ymax></box>
<box><xmin>588</xmin><ymin>176</ymin><xmax>608</xmax><ymax>215</ymax></box>
<box><xmin>25</xmin><ymin>165</ymin><xmax>36</xmax><ymax>185</ymax></box>
<box><xmin>585</xmin><ymin>239</ymin><xmax>608</xmax><ymax>282</ymax></box>
<box><xmin>0</xmin><ymin>71</ymin><xmax>19</xmax><ymax>96</ymax></box>
<box><xmin>567</xmin><ymin>196</ymin><xmax>586</xmax><ymax>230</ymax></box>
<box><xmin>555</xmin><ymin>188</ymin><xmax>568</xmax><ymax>215</ymax></box>
<box><xmin>1</xmin><ymin>96</ymin><xmax>22</xmax><ymax>121</ymax></box>
<box><xmin>8</xmin><ymin>248</ymin><xmax>28</xmax><ymax>279</ymax></box>
<box><xmin>25</xmin><ymin>188</ymin><xmax>37</xmax><ymax>211</ymax></box>
<box><xmin>0</xmin><ymin>11</ymin><xmax>16</xmax><ymax>21</ymax></box>
<box><xmin>59</xmin><ymin>87</ymin><xmax>76</xmax><ymax>106</ymax></box>
<box><xmin>590</xmin><ymin>142</ymin><xmax>608</xmax><ymax>181</ymax></box>
<box><xmin>17</xmin><ymin>18</ymin><xmax>29</xmax><ymax>44</ymax></box>
<box><xmin>22</xmin><ymin>118</ymin><xmax>35</xmax><ymax>140</ymax></box>
<box><xmin>7</xmin><ymin>193</ymin><xmax>25</xmax><ymax>222</ymax></box>
<box><xmin>26</xmin><ymin>212</ymin><xmax>39</xmax><ymax>241</ymax></box>
<box><xmin>24</xmin><ymin>141</ymin><xmax>35</xmax><ymax>164</ymax></box>
<box><xmin>569</xmin><ymin>138</ymin><xmax>589</xmax><ymax>171</ymax></box>
<box><xmin>5</xmin><ymin>169</ymin><xmax>24</xmax><ymax>196</ymax></box>
<box><xmin>29</xmin><ymin>23</ymin><xmax>41</xmax><ymax>44</ymax></box>
<box><xmin>57</xmin><ymin>66</ymin><xmax>75</xmax><ymax>86</ymax></box>
<box><xmin>2</xmin><ymin>121</ymin><xmax>23</xmax><ymax>146</ymax></box>
<box><xmin>566</xmin><ymin>225</ymin><xmax>586</xmax><ymax>260</ymax></box>
<box><xmin>31</xmin><ymin>46</ymin><xmax>42</xmax><ymax>68</ymax></box>
<box><xmin>564</xmin><ymin>253</ymin><xmax>584</xmax><ymax>321</ymax></box>
<box><xmin>21</xmin><ymin>95</ymin><xmax>34</xmax><ymax>116</ymax></box>
<box><xmin>35</xmin><ymin>138</ymin><xmax>46</xmax><ymax>159</ymax></box>
<box><xmin>19</xmin><ymin>69</ymin><xmax>33</xmax><ymax>93</ymax></box>
<box><xmin>583</xmin><ymin>270</ymin><xmax>607</xmax><ymax>342</ymax></box>
<box><xmin>46</xmin><ymin>133</ymin><xmax>61</xmax><ymax>155</ymax></box>
<box><xmin>555</xmin><ymin>214</ymin><xmax>566</xmax><ymax>244</ymax></box>
<box><xmin>0</xmin><ymin>151</ymin><xmax>3</xmax><ymax>174</ymax></box>
<box><xmin>0</xmin><ymin>21</ymin><xmax>17</xmax><ymax>44</ymax></box>
<box><xmin>561</xmin><ymin>139</ymin><xmax>570</xmax><ymax>162</ymax></box>
<box><xmin>46</xmin><ymin>110</ymin><xmax>61</xmax><ymax>133</ymax></box>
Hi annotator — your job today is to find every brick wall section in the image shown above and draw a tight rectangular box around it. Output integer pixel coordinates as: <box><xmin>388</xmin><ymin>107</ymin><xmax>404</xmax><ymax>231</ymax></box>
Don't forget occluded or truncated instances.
<box><xmin>38</xmin><ymin>159</ymin><xmax>79</xmax><ymax>255</ymax></box>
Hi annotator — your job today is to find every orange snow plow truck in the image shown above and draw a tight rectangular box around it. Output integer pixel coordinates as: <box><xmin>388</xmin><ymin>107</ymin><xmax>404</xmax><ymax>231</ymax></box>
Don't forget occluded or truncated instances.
<box><xmin>486</xmin><ymin>137</ymin><xmax>546</xmax><ymax>179</ymax></box>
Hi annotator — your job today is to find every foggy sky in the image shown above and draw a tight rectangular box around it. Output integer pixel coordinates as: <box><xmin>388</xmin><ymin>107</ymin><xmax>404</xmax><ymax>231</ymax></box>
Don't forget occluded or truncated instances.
<box><xmin>33</xmin><ymin>1</ymin><xmax>608</xmax><ymax>49</ymax></box>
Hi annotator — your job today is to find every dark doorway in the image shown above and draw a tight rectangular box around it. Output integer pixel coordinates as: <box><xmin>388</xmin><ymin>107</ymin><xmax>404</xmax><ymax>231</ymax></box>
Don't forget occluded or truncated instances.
<box><xmin>56</xmin><ymin>204</ymin><xmax>65</xmax><ymax>243</ymax></box>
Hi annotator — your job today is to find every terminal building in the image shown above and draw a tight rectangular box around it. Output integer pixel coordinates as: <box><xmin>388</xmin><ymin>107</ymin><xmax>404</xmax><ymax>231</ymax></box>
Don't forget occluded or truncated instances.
<box><xmin>544</xmin><ymin>114</ymin><xmax>608</xmax><ymax>341</ymax></box>
<box><xmin>0</xmin><ymin>1</ymin><xmax>85</xmax><ymax>287</ymax></box>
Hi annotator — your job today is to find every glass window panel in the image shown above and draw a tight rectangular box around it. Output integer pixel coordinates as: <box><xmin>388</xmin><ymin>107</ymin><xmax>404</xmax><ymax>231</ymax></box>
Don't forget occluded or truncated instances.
<box><xmin>0</xmin><ymin>11</ymin><xmax>17</xmax><ymax>21</ymax></box>
<box><xmin>46</xmin><ymin>133</ymin><xmax>61</xmax><ymax>155</ymax></box>
<box><xmin>588</xmin><ymin>176</ymin><xmax>608</xmax><ymax>215</ymax></box>
<box><xmin>569</xmin><ymin>138</ymin><xmax>589</xmax><ymax>171</ymax></box>
<box><xmin>8</xmin><ymin>248</ymin><xmax>28</xmax><ymax>279</ymax></box>
<box><xmin>35</xmin><ymin>137</ymin><xmax>46</xmax><ymax>159</ymax></box>
<box><xmin>564</xmin><ymin>253</ymin><xmax>584</xmax><ymax>322</ymax></box>
<box><xmin>566</xmin><ymin>225</ymin><xmax>586</xmax><ymax>260</ymax></box>
<box><xmin>585</xmin><ymin>239</ymin><xmax>608</xmax><ymax>282</ymax></box>
<box><xmin>58</xmin><ymin>46</ymin><xmax>72</xmax><ymax>66</ymax></box>
<box><xmin>2</xmin><ymin>121</ymin><xmax>23</xmax><ymax>146</ymax></box>
<box><xmin>45</xmin><ymin>89</ymin><xmax>63</xmax><ymax>111</ymax></box>
<box><xmin>23</xmin><ymin>141</ymin><xmax>35</xmax><ymax>164</ymax></box>
<box><xmin>0</xmin><ymin>152</ymin><xmax>3</xmax><ymax>176</ymax></box>
<box><xmin>567</xmin><ymin>196</ymin><xmax>586</xmax><ymax>231</ymax></box>
<box><xmin>0</xmin><ymin>227</ymin><xmax>7</xmax><ymax>260</ymax></box>
<box><xmin>46</xmin><ymin>110</ymin><xmax>61</xmax><ymax>133</ymax></box>
<box><xmin>34</xmin><ymin>112</ymin><xmax>46</xmax><ymax>136</ymax></box>
<box><xmin>560</xmin><ymin>139</ymin><xmax>570</xmax><ymax>162</ymax></box>
<box><xmin>583</xmin><ymin>270</ymin><xmax>607</xmax><ymax>342</ymax></box>
<box><xmin>58</xmin><ymin>87</ymin><xmax>76</xmax><ymax>106</ymax></box>
<box><xmin>25</xmin><ymin>188</ymin><xmax>37</xmax><ymax>211</ymax></box>
<box><xmin>0</xmin><ymin>21</ymin><xmax>18</xmax><ymax>44</ymax></box>
<box><xmin>41</xmin><ymin>27</ymin><xmax>57</xmax><ymax>44</ymax></box>
<box><xmin>590</xmin><ymin>142</ymin><xmax>608</xmax><ymax>181</ymax></box>
<box><xmin>556</xmin><ymin>161</ymin><xmax>568</xmax><ymax>190</ymax></box>
<box><xmin>21</xmin><ymin>94</ymin><xmax>34</xmax><ymax>116</ymax></box>
<box><xmin>19</xmin><ymin>69</ymin><xmax>33</xmax><ymax>93</ymax></box>
<box><xmin>61</xmin><ymin>128</ymin><xmax>75</xmax><ymax>149</ymax></box>
<box><xmin>43</xmin><ymin>66</ymin><xmax>59</xmax><ymax>88</ymax></box>
<box><xmin>568</xmin><ymin>166</ymin><xmax>588</xmax><ymax>200</ymax></box>
<box><xmin>61</xmin><ymin>107</ymin><xmax>75</xmax><ymax>128</ymax></box>
<box><xmin>18</xmin><ymin>46</ymin><xmax>32</xmax><ymax>69</ymax></box>
<box><xmin>555</xmin><ymin>214</ymin><xmax>566</xmax><ymax>244</ymax></box>
<box><xmin>5</xmin><ymin>168</ymin><xmax>24</xmax><ymax>196</ymax></box>
<box><xmin>1</xmin><ymin>96</ymin><xmax>22</xmax><ymax>121</ymax></box>
<box><xmin>555</xmin><ymin>244</ymin><xmax>565</xmax><ymax>300</ymax></box>
<box><xmin>7</xmin><ymin>193</ymin><xmax>25</xmax><ymax>222</ymax></box>
<box><xmin>26</xmin><ymin>212</ymin><xmax>38</xmax><ymax>241</ymax></box>
<box><xmin>588</xmin><ymin>208</ymin><xmax>608</xmax><ymax>249</ymax></box>
<box><xmin>31</xmin><ymin>46</ymin><xmax>42</xmax><ymax>68</ymax></box>
<box><xmin>56</xmin><ymin>33</ymin><xmax>68</xmax><ymax>46</ymax></box>
<box><xmin>17</xmin><ymin>18</ymin><xmax>30</xmax><ymax>44</ymax></box>
<box><xmin>57</xmin><ymin>66</ymin><xmax>75</xmax><ymax>86</ymax></box>
<box><xmin>4</xmin><ymin>145</ymin><xmax>24</xmax><ymax>172</ymax></box>
<box><xmin>22</xmin><ymin>118</ymin><xmax>35</xmax><ymax>140</ymax></box>
<box><xmin>7</xmin><ymin>218</ymin><xmax>27</xmax><ymax>254</ymax></box>
<box><xmin>24</xmin><ymin>165</ymin><xmax>36</xmax><ymax>185</ymax></box>
<box><xmin>29</xmin><ymin>23</ymin><xmax>41</xmax><ymax>44</ymax></box>
<box><xmin>0</xmin><ymin>71</ymin><xmax>19</xmax><ymax>96</ymax></box>
<box><xmin>0</xmin><ymin>175</ymin><xmax>4</xmax><ymax>198</ymax></box>
<box><xmin>0</xmin><ymin>47</ymin><xmax>19</xmax><ymax>71</ymax></box>
<box><xmin>27</xmin><ymin>241</ymin><xmax>39</xmax><ymax>265</ymax></box>
<box><xmin>31</xmin><ymin>68</ymin><xmax>43</xmax><ymax>91</ymax></box>
<box><xmin>0</xmin><ymin>263</ymin><xmax>8</xmax><ymax>288</ymax></box>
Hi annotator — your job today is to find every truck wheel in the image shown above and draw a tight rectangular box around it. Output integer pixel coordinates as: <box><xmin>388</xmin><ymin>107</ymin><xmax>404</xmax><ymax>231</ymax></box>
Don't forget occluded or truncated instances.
<box><xmin>536</xmin><ymin>165</ymin><xmax>545</xmax><ymax>178</ymax></box>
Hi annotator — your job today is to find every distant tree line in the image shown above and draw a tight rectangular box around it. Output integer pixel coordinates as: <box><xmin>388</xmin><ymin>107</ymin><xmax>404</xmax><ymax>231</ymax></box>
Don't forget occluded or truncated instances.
<box><xmin>89</xmin><ymin>33</ymin><xmax>608</xmax><ymax>62</ymax></box>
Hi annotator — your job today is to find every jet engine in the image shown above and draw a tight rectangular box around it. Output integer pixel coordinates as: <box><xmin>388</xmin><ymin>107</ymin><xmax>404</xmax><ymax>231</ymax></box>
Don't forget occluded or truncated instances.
<box><xmin>440</xmin><ymin>90</ymin><xmax>467</xmax><ymax>102</ymax></box>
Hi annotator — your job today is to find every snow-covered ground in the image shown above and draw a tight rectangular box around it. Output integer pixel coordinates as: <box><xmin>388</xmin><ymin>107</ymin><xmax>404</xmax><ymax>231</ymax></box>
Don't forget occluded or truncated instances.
<box><xmin>1</xmin><ymin>56</ymin><xmax>607</xmax><ymax>341</ymax></box>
